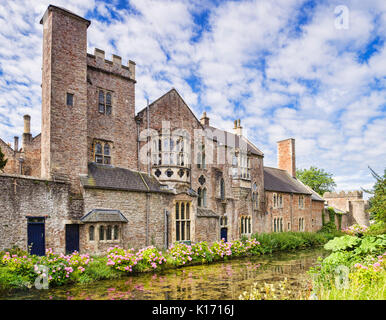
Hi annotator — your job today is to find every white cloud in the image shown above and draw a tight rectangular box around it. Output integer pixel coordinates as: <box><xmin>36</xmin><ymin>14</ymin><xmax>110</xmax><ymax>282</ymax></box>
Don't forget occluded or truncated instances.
<box><xmin>0</xmin><ymin>0</ymin><xmax>385</xmax><ymax>194</ymax></box>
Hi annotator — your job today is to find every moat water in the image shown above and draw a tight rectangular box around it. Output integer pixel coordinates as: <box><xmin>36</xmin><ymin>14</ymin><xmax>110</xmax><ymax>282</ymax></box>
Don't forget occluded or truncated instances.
<box><xmin>1</xmin><ymin>248</ymin><xmax>327</xmax><ymax>300</ymax></box>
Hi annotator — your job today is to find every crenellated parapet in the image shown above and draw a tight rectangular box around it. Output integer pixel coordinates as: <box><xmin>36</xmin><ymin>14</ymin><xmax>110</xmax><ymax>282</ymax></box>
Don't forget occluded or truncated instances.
<box><xmin>87</xmin><ymin>48</ymin><xmax>136</xmax><ymax>82</ymax></box>
<box><xmin>323</xmin><ymin>190</ymin><xmax>363</xmax><ymax>199</ymax></box>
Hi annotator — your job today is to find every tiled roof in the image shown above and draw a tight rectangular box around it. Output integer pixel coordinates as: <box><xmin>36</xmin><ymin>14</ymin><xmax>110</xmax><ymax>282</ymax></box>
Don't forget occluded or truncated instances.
<box><xmin>80</xmin><ymin>209</ymin><xmax>128</xmax><ymax>223</ymax></box>
<box><xmin>81</xmin><ymin>162</ymin><xmax>170</xmax><ymax>193</ymax></box>
<box><xmin>264</xmin><ymin>167</ymin><xmax>312</xmax><ymax>195</ymax></box>
<box><xmin>197</xmin><ymin>208</ymin><xmax>220</xmax><ymax>218</ymax></box>
<box><xmin>204</xmin><ymin>125</ymin><xmax>264</xmax><ymax>156</ymax></box>
<box><xmin>298</xmin><ymin>181</ymin><xmax>325</xmax><ymax>202</ymax></box>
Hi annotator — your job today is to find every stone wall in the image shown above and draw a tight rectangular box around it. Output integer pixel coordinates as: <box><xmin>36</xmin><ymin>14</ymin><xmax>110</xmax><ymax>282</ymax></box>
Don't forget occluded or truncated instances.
<box><xmin>324</xmin><ymin>191</ymin><xmax>369</xmax><ymax>227</ymax></box>
<box><xmin>40</xmin><ymin>6</ymin><xmax>89</xmax><ymax>192</ymax></box>
<box><xmin>82</xmin><ymin>188</ymin><xmax>174</xmax><ymax>254</ymax></box>
<box><xmin>0</xmin><ymin>174</ymin><xmax>70</xmax><ymax>253</ymax></box>
<box><xmin>86</xmin><ymin>51</ymin><xmax>137</xmax><ymax>171</ymax></box>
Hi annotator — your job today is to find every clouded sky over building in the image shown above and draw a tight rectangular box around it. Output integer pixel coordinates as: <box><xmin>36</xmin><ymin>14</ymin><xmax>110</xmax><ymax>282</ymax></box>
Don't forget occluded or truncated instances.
<box><xmin>0</xmin><ymin>0</ymin><xmax>385</xmax><ymax>196</ymax></box>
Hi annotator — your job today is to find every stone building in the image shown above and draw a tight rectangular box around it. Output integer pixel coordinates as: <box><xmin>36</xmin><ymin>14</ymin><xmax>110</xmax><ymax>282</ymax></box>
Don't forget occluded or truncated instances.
<box><xmin>323</xmin><ymin>191</ymin><xmax>369</xmax><ymax>228</ymax></box>
<box><xmin>0</xmin><ymin>5</ymin><xmax>329</xmax><ymax>256</ymax></box>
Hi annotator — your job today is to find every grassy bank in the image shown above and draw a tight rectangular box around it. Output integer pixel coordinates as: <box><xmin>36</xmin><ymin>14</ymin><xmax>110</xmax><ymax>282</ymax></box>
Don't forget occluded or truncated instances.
<box><xmin>239</xmin><ymin>223</ymin><xmax>386</xmax><ymax>300</ymax></box>
<box><xmin>308</xmin><ymin>224</ymin><xmax>386</xmax><ymax>300</ymax></box>
<box><xmin>0</xmin><ymin>231</ymin><xmax>338</xmax><ymax>294</ymax></box>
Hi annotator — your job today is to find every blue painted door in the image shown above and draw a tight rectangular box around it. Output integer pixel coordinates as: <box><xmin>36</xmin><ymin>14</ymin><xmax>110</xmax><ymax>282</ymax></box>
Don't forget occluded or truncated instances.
<box><xmin>220</xmin><ymin>227</ymin><xmax>228</xmax><ymax>242</ymax></box>
<box><xmin>65</xmin><ymin>224</ymin><xmax>79</xmax><ymax>254</ymax></box>
<box><xmin>27</xmin><ymin>223</ymin><xmax>45</xmax><ymax>256</ymax></box>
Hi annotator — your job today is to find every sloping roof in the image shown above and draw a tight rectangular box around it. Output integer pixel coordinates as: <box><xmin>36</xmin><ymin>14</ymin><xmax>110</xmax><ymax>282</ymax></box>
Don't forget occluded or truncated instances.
<box><xmin>136</xmin><ymin>88</ymin><xmax>203</xmax><ymax>127</ymax></box>
<box><xmin>298</xmin><ymin>181</ymin><xmax>325</xmax><ymax>202</ymax></box>
<box><xmin>137</xmin><ymin>88</ymin><xmax>264</xmax><ymax>157</ymax></box>
<box><xmin>81</xmin><ymin>209</ymin><xmax>128</xmax><ymax>223</ymax></box>
<box><xmin>264</xmin><ymin>167</ymin><xmax>312</xmax><ymax>195</ymax></box>
<box><xmin>81</xmin><ymin>162</ymin><xmax>171</xmax><ymax>193</ymax></box>
<box><xmin>204</xmin><ymin>125</ymin><xmax>264</xmax><ymax>156</ymax></box>
<box><xmin>329</xmin><ymin>206</ymin><xmax>347</xmax><ymax>214</ymax></box>
<box><xmin>197</xmin><ymin>208</ymin><xmax>220</xmax><ymax>218</ymax></box>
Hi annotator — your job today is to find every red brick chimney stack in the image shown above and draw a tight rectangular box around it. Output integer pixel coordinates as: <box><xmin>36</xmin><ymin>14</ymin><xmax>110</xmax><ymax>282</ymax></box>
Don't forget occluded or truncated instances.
<box><xmin>277</xmin><ymin>138</ymin><xmax>296</xmax><ymax>178</ymax></box>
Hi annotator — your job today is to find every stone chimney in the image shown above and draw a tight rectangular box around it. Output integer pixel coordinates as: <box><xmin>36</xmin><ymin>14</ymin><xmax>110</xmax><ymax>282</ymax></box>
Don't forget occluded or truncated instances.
<box><xmin>14</xmin><ymin>136</ymin><xmax>19</xmax><ymax>152</ymax></box>
<box><xmin>200</xmin><ymin>112</ymin><xmax>209</xmax><ymax>126</ymax></box>
<box><xmin>277</xmin><ymin>138</ymin><xmax>296</xmax><ymax>178</ymax></box>
<box><xmin>233</xmin><ymin>119</ymin><xmax>243</xmax><ymax>136</ymax></box>
<box><xmin>22</xmin><ymin>114</ymin><xmax>32</xmax><ymax>148</ymax></box>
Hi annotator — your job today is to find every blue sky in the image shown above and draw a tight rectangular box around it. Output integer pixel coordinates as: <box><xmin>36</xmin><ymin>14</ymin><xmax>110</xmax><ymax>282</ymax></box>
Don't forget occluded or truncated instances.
<box><xmin>0</xmin><ymin>0</ymin><xmax>385</xmax><ymax>197</ymax></box>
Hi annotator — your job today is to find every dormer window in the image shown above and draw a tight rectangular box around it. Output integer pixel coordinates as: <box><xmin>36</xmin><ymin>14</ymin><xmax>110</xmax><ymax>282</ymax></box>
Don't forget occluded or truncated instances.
<box><xmin>94</xmin><ymin>140</ymin><xmax>111</xmax><ymax>164</ymax></box>
<box><xmin>98</xmin><ymin>90</ymin><xmax>112</xmax><ymax>115</ymax></box>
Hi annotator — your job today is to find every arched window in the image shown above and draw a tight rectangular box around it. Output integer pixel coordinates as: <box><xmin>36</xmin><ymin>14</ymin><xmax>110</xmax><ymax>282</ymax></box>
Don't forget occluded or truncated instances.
<box><xmin>220</xmin><ymin>178</ymin><xmax>225</xmax><ymax>200</ymax></box>
<box><xmin>197</xmin><ymin>188</ymin><xmax>202</xmax><ymax>207</ymax></box>
<box><xmin>113</xmin><ymin>225</ymin><xmax>119</xmax><ymax>240</ymax></box>
<box><xmin>241</xmin><ymin>217</ymin><xmax>244</xmax><ymax>234</ymax></box>
<box><xmin>202</xmin><ymin>188</ymin><xmax>207</xmax><ymax>207</ymax></box>
<box><xmin>106</xmin><ymin>225</ymin><xmax>112</xmax><ymax>240</ymax></box>
<box><xmin>280</xmin><ymin>218</ymin><xmax>283</xmax><ymax>232</ymax></box>
<box><xmin>274</xmin><ymin>218</ymin><xmax>277</xmax><ymax>232</ymax></box>
<box><xmin>99</xmin><ymin>226</ymin><xmax>105</xmax><ymax>241</ymax></box>
<box><xmin>248</xmin><ymin>217</ymin><xmax>251</xmax><ymax>234</ymax></box>
<box><xmin>89</xmin><ymin>226</ymin><xmax>95</xmax><ymax>241</ymax></box>
<box><xmin>299</xmin><ymin>218</ymin><xmax>302</xmax><ymax>231</ymax></box>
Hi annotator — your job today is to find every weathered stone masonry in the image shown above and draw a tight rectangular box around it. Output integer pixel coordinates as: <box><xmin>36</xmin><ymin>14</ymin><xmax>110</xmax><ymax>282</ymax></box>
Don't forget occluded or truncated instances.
<box><xmin>1</xmin><ymin>5</ymin><xmax>367</xmax><ymax>255</ymax></box>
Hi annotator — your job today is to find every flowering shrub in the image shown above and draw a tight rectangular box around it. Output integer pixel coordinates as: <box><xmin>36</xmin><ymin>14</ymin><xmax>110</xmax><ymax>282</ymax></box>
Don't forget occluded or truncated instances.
<box><xmin>230</xmin><ymin>240</ymin><xmax>247</xmax><ymax>257</ymax></box>
<box><xmin>191</xmin><ymin>241</ymin><xmax>214</xmax><ymax>263</ymax></box>
<box><xmin>168</xmin><ymin>243</ymin><xmax>194</xmax><ymax>266</ymax></box>
<box><xmin>107</xmin><ymin>245</ymin><xmax>167</xmax><ymax>272</ymax></box>
<box><xmin>107</xmin><ymin>246</ymin><xmax>140</xmax><ymax>272</ymax></box>
<box><xmin>1</xmin><ymin>252</ymin><xmax>36</xmax><ymax>282</ymax></box>
<box><xmin>0</xmin><ymin>248</ymin><xmax>94</xmax><ymax>287</ymax></box>
<box><xmin>342</xmin><ymin>224</ymin><xmax>369</xmax><ymax>236</ymax></box>
<box><xmin>210</xmin><ymin>240</ymin><xmax>232</xmax><ymax>260</ymax></box>
<box><xmin>351</xmin><ymin>253</ymin><xmax>386</xmax><ymax>287</ymax></box>
<box><xmin>244</xmin><ymin>239</ymin><xmax>261</xmax><ymax>255</ymax></box>
<box><xmin>41</xmin><ymin>249</ymin><xmax>93</xmax><ymax>285</ymax></box>
<box><xmin>137</xmin><ymin>246</ymin><xmax>167</xmax><ymax>270</ymax></box>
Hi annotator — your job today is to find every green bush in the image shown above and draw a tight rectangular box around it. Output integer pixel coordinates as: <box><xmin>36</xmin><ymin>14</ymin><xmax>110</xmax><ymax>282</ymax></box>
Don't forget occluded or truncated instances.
<box><xmin>251</xmin><ymin>231</ymin><xmax>332</xmax><ymax>253</ymax></box>
<box><xmin>365</xmin><ymin>221</ymin><xmax>386</xmax><ymax>236</ymax></box>
<box><xmin>78</xmin><ymin>257</ymin><xmax>122</xmax><ymax>284</ymax></box>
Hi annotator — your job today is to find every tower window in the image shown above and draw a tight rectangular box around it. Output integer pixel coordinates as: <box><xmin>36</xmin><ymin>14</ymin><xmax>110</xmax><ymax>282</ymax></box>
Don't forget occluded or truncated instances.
<box><xmin>98</xmin><ymin>90</ymin><xmax>113</xmax><ymax>115</ymax></box>
<box><xmin>94</xmin><ymin>140</ymin><xmax>112</xmax><ymax>164</ymax></box>
<box><xmin>66</xmin><ymin>93</ymin><xmax>74</xmax><ymax>106</ymax></box>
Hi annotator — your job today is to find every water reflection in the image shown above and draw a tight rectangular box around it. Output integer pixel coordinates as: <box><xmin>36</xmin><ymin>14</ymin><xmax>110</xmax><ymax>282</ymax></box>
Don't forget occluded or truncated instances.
<box><xmin>2</xmin><ymin>248</ymin><xmax>327</xmax><ymax>300</ymax></box>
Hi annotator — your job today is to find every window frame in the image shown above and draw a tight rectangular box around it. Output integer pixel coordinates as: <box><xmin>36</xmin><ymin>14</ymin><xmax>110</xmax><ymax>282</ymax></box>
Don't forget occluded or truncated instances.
<box><xmin>98</xmin><ymin>89</ymin><xmax>113</xmax><ymax>115</ymax></box>
<box><xmin>175</xmin><ymin>201</ymin><xmax>191</xmax><ymax>242</ymax></box>
<box><xmin>93</xmin><ymin>140</ymin><xmax>112</xmax><ymax>165</ymax></box>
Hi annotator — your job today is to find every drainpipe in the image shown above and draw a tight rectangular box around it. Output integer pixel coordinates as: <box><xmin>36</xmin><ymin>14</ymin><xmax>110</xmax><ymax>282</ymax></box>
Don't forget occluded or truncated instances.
<box><xmin>164</xmin><ymin>209</ymin><xmax>169</xmax><ymax>249</ymax></box>
<box><xmin>290</xmin><ymin>192</ymin><xmax>294</xmax><ymax>231</ymax></box>
<box><xmin>136</xmin><ymin>118</ymin><xmax>141</xmax><ymax>171</ymax></box>
<box><xmin>147</xmin><ymin>98</ymin><xmax>150</xmax><ymax>177</ymax></box>
<box><xmin>146</xmin><ymin>193</ymin><xmax>150</xmax><ymax>246</ymax></box>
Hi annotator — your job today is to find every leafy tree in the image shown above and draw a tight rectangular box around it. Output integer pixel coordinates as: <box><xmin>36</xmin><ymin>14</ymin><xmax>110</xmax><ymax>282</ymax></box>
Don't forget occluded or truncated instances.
<box><xmin>363</xmin><ymin>167</ymin><xmax>386</xmax><ymax>223</ymax></box>
<box><xmin>0</xmin><ymin>146</ymin><xmax>8</xmax><ymax>172</ymax></box>
<box><xmin>296</xmin><ymin>166</ymin><xmax>337</xmax><ymax>196</ymax></box>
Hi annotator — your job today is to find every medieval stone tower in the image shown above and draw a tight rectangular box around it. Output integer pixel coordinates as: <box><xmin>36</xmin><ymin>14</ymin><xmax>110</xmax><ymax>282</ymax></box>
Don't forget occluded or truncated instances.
<box><xmin>40</xmin><ymin>6</ymin><xmax>89</xmax><ymax>190</ymax></box>
<box><xmin>323</xmin><ymin>191</ymin><xmax>370</xmax><ymax>226</ymax></box>
<box><xmin>39</xmin><ymin>5</ymin><xmax>137</xmax><ymax>193</ymax></box>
